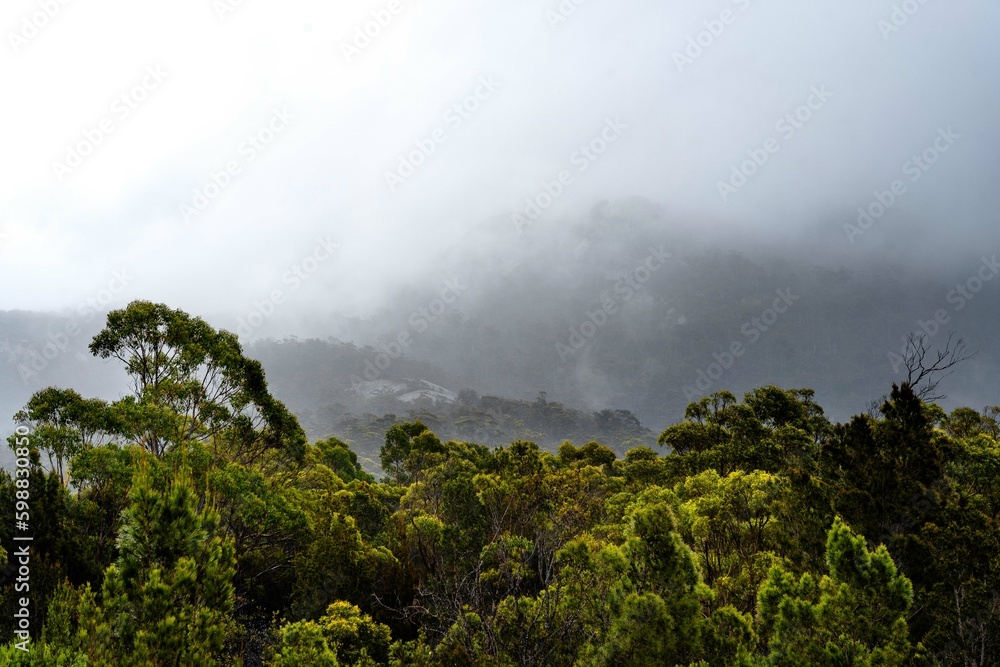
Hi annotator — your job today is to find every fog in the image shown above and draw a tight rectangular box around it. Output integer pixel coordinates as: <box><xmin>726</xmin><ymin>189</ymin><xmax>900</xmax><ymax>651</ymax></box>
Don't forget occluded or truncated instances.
<box><xmin>3</xmin><ymin>0</ymin><xmax>998</xmax><ymax>317</ymax></box>
<box><xmin>2</xmin><ymin>1</ymin><xmax>1000</xmax><ymax>454</ymax></box>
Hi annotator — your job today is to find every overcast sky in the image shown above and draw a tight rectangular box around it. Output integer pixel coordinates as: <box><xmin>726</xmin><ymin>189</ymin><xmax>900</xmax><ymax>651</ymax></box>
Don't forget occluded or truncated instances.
<box><xmin>2</xmin><ymin>0</ymin><xmax>998</xmax><ymax>331</ymax></box>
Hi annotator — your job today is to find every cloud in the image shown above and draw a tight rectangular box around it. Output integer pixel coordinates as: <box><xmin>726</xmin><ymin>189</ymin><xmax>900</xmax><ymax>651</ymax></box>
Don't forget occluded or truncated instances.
<box><xmin>1</xmin><ymin>0</ymin><xmax>998</xmax><ymax>327</ymax></box>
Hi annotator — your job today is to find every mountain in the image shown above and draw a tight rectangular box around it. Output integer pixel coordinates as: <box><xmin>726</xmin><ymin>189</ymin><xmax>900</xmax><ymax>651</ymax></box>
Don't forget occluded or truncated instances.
<box><xmin>2</xmin><ymin>198</ymin><xmax>998</xmax><ymax>471</ymax></box>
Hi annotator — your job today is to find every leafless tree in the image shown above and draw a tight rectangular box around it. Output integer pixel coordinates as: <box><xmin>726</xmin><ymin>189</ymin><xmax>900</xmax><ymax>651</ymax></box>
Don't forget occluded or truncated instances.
<box><xmin>902</xmin><ymin>332</ymin><xmax>975</xmax><ymax>401</ymax></box>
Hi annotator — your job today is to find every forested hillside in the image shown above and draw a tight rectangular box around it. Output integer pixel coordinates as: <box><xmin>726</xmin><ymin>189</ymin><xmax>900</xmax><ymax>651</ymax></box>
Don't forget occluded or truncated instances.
<box><xmin>4</xmin><ymin>199</ymin><xmax>999</xmax><ymax>469</ymax></box>
<box><xmin>1</xmin><ymin>301</ymin><xmax>998</xmax><ymax>665</ymax></box>
<box><xmin>6</xmin><ymin>0</ymin><xmax>998</xmax><ymax>663</ymax></box>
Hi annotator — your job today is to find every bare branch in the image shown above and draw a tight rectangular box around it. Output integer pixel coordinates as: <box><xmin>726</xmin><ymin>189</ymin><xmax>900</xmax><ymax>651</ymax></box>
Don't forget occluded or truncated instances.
<box><xmin>902</xmin><ymin>332</ymin><xmax>976</xmax><ymax>401</ymax></box>
<box><xmin>865</xmin><ymin>396</ymin><xmax>886</xmax><ymax>419</ymax></box>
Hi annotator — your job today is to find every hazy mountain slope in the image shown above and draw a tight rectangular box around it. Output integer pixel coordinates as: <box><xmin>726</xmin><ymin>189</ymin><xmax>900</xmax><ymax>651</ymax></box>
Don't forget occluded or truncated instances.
<box><xmin>303</xmin><ymin>198</ymin><xmax>1000</xmax><ymax>430</ymax></box>
<box><xmin>2</xmin><ymin>199</ymin><xmax>997</xmax><ymax>463</ymax></box>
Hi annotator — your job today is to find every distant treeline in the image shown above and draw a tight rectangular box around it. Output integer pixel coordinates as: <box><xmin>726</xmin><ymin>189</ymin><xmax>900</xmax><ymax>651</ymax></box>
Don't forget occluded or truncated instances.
<box><xmin>1</xmin><ymin>301</ymin><xmax>998</xmax><ymax>665</ymax></box>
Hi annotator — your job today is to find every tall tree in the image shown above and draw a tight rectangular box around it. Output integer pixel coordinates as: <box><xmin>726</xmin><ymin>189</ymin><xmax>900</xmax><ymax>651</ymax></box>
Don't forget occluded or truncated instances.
<box><xmin>758</xmin><ymin>518</ymin><xmax>914</xmax><ymax>666</ymax></box>
<box><xmin>88</xmin><ymin>301</ymin><xmax>305</xmax><ymax>463</ymax></box>
<box><xmin>99</xmin><ymin>463</ymin><xmax>238</xmax><ymax>665</ymax></box>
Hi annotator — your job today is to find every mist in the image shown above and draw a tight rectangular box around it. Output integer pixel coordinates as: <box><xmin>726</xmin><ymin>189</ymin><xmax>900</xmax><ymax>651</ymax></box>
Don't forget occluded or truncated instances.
<box><xmin>6</xmin><ymin>5</ymin><xmax>1000</xmax><ymax>660</ymax></box>
<box><xmin>3</xmin><ymin>0</ymin><xmax>1000</xmax><ymax>458</ymax></box>
<box><xmin>2</xmin><ymin>0</ymin><xmax>998</xmax><ymax>314</ymax></box>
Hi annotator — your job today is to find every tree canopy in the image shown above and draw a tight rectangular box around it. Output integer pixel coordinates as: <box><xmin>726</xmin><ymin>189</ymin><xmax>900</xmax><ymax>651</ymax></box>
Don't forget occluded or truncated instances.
<box><xmin>2</xmin><ymin>303</ymin><xmax>999</xmax><ymax>665</ymax></box>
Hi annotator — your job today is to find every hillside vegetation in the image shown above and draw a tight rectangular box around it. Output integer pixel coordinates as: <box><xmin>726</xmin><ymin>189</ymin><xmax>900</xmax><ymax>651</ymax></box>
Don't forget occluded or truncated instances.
<box><xmin>0</xmin><ymin>301</ymin><xmax>998</xmax><ymax>665</ymax></box>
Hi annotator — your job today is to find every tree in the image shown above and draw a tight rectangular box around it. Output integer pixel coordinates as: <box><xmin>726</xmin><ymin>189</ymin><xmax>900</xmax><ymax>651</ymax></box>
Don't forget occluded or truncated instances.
<box><xmin>899</xmin><ymin>332</ymin><xmax>974</xmax><ymax>401</ymax></box>
<box><xmin>758</xmin><ymin>518</ymin><xmax>914</xmax><ymax>666</ymax></box>
<box><xmin>380</xmin><ymin>421</ymin><xmax>434</xmax><ymax>485</ymax></box>
<box><xmin>99</xmin><ymin>463</ymin><xmax>238</xmax><ymax>665</ymax></box>
<box><xmin>557</xmin><ymin>440</ymin><xmax>616</xmax><ymax>468</ymax></box>
<box><xmin>8</xmin><ymin>462</ymin><xmax>239</xmax><ymax>664</ymax></box>
<box><xmin>674</xmin><ymin>469</ymin><xmax>788</xmax><ymax>614</ymax></box>
<box><xmin>317</xmin><ymin>437</ymin><xmax>376</xmax><ymax>483</ymax></box>
<box><xmin>269</xmin><ymin>601</ymin><xmax>391</xmax><ymax>666</ymax></box>
<box><xmin>821</xmin><ymin>383</ymin><xmax>952</xmax><ymax>545</ymax></box>
<box><xmin>89</xmin><ymin>301</ymin><xmax>306</xmax><ymax>462</ymax></box>
<box><xmin>659</xmin><ymin>387</ymin><xmax>826</xmax><ymax>476</ymax></box>
<box><xmin>902</xmin><ymin>432</ymin><xmax>1000</xmax><ymax>665</ymax></box>
<box><xmin>11</xmin><ymin>387</ymin><xmax>116</xmax><ymax>483</ymax></box>
<box><xmin>270</xmin><ymin>620</ymin><xmax>340</xmax><ymax>666</ymax></box>
<box><xmin>208</xmin><ymin>458</ymin><xmax>311</xmax><ymax>616</ymax></box>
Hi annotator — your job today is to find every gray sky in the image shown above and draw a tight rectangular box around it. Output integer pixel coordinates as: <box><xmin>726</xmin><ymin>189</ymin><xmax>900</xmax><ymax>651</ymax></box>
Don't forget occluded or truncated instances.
<box><xmin>2</xmin><ymin>0</ymin><xmax>998</xmax><ymax>332</ymax></box>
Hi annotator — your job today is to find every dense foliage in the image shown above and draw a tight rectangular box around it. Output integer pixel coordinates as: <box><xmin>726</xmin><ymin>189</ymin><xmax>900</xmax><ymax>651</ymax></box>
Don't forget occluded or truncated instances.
<box><xmin>2</xmin><ymin>302</ymin><xmax>999</xmax><ymax>665</ymax></box>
